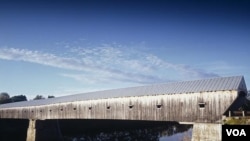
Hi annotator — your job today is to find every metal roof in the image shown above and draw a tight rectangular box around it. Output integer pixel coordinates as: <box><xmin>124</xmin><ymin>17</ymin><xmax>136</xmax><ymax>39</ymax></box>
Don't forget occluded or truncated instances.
<box><xmin>0</xmin><ymin>75</ymin><xmax>247</xmax><ymax>108</ymax></box>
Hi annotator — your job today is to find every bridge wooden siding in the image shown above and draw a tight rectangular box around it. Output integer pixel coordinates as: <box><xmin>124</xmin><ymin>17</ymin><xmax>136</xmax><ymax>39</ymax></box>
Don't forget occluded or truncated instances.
<box><xmin>0</xmin><ymin>90</ymin><xmax>241</xmax><ymax>123</ymax></box>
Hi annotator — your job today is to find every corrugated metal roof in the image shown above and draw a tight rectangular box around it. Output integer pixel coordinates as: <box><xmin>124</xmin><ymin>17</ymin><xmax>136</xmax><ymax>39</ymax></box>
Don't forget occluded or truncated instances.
<box><xmin>0</xmin><ymin>75</ymin><xmax>247</xmax><ymax>108</ymax></box>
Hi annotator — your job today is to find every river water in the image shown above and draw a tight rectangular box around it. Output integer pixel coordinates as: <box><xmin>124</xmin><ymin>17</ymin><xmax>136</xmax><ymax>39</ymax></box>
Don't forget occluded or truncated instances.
<box><xmin>59</xmin><ymin>120</ymin><xmax>193</xmax><ymax>141</ymax></box>
<box><xmin>62</xmin><ymin>128</ymin><xmax>193</xmax><ymax>141</ymax></box>
<box><xmin>0</xmin><ymin>119</ymin><xmax>193</xmax><ymax>141</ymax></box>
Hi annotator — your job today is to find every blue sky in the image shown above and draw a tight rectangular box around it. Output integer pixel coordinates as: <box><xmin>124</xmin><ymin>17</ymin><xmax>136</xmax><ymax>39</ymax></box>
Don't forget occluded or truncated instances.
<box><xmin>0</xmin><ymin>0</ymin><xmax>250</xmax><ymax>100</ymax></box>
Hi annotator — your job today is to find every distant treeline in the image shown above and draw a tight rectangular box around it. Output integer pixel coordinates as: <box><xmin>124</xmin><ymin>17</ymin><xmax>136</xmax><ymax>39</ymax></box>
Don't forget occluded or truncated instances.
<box><xmin>0</xmin><ymin>93</ymin><xmax>27</xmax><ymax>104</ymax></box>
<box><xmin>0</xmin><ymin>92</ymin><xmax>55</xmax><ymax>105</ymax></box>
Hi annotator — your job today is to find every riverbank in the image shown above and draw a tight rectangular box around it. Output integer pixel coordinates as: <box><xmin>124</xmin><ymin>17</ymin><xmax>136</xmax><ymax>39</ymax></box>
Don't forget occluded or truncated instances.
<box><xmin>223</xmin><ymin>117</ymin><xmax>250</xmax><ymax>125</ymax></box>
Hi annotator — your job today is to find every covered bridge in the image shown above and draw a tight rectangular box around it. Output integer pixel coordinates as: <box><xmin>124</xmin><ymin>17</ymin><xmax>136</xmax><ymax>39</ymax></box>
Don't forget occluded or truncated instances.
<box><xmin>0</xmin><ymin>75</ymin><xmax>248</xmax><ymax>123</ymax></box>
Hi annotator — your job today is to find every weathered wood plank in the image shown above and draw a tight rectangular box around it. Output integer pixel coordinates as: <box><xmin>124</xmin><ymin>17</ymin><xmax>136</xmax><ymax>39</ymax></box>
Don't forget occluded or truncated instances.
<box><xmin>0</xmin><ymin>90</ymin><xmax>242</xmax><ymax>123</ymax></box>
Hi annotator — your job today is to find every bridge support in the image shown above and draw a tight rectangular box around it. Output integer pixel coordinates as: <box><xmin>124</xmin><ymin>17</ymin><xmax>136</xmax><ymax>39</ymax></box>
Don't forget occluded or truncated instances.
<box><xmin>191</xmin><ymin>123</ymin><xmax>221</xmax><ymax>141</ymax></box>
<box><xmin>26</xmin><ymin>119</ymin><xmax>36</xmax><ymax>141</ymax></box>
<box><xmin>26</xmin><ymin>119</ymin><xmax>63</xmax><ymax>141</ymax></box>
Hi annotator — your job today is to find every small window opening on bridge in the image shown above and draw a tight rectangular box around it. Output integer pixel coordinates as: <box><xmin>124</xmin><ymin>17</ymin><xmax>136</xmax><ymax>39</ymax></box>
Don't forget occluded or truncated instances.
<box><xmin>89</xmin><ymin>107</ymin><xmax>92</xmax><ymax>110</ymax></box>
<box><xmin>60</xmin><ymin>108</ymin><xmax>63</xmax><ymax>111</ymax></box>
<box><xmin>199</xmin><ymin>102</ymin><xmax>206</xmax><ymax>108</ymax></box>
<box><xmin>49</xmin><ymin>109</ymin><xmax>52</xmax><ymax>112</ymax></box>
<box><xmin>107</xmin><ymin>106</ymin><xmax>111</xmax><ymax>110</ymax></box>
<box><xmin>156</xmin><ymin>104</ymin><xmax>162</xmax><ymax>109</ymax></box>
<box><xmin>31</xmin><ymin>111</ymin><xmax>34</xmax><ymax>113</ymax></box>
<box><xmin>129</xmin><ymin>105</ymin><xmax>134</xmax><ymax>109</ymax></box>
<box><xmin>40</xmin><ymin>110</ymin><xmax>43</xmax><ymax>113</ymax></box>
<box><xmin>73</xmin><ymin>108</ymin><xmax>77</xmax><ymax>110</ymax></box>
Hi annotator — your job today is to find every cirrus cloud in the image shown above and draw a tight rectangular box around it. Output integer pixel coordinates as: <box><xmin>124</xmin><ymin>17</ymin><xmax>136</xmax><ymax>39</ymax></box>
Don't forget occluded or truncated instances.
<box><xmin>0</xmin><ymin>45</ymin><xmax>220</xmax><ymax>85</ymax></box>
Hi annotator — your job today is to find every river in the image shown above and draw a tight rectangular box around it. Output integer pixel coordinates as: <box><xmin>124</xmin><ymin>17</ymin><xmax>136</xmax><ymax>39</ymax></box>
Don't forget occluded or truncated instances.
<box><xmin>0</xmin><ymin>119</ymin><xmax>193</xmax><ymax>141</ymax></box>
<box><xmin>59</xmin><ymin>120</ymin><xmax>193</xmax><ymax>141</ymax></box>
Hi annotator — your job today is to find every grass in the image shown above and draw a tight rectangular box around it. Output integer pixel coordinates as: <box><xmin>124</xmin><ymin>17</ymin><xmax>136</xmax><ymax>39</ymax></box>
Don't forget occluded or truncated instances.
<box><xmin>223</xmin><ymin>117</ymin><xmax>250</xmax><ymax>125</ymax></box>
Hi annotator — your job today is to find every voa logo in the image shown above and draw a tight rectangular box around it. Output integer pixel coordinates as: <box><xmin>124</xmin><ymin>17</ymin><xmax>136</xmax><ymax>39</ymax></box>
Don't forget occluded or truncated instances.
<box><xmin>226</xmin><ymin>129</ymin><xmax>246</xmax><ymax>136</ymax></box>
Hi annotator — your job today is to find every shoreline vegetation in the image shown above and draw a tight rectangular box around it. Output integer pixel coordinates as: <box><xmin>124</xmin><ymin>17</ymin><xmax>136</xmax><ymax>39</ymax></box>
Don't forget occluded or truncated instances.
<box><xmin>223</xmin><ymin>117</ymin><xmax>250</xmax><ymax>125</ymax></box>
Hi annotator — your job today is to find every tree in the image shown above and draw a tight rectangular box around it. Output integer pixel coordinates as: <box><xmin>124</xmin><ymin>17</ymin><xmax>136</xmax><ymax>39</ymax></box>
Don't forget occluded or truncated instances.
<box><xmin>33</xmin><ymin>95</ymin><xmax>45</xmax><ymax>100</ymax></box>
<box><xmin>240</xmin><ymin>91</ymin><xmax>250</xmax><ymax>111</ymax></box>
<box><xmin>11</xmin><ymin>95</ymin><xmax>27</xmax><ymax>102</ymax></box>
<box><xmin>48</xmin><ymin>95</ymin><xmax>55</xmax><ymax>98</ymax></box>
<box><xmin>0</xmin><ymin>92</ymin><xmax>12</xmax><ymax>104</ymax></box>
<box><xmin>0</xmin><ymin>92</ymin><xmax>10</xmax><ymax>100</ymax></box>
<box><xmin>0</xmin><ymin>93</ymin><xmax>29</xmax><ymax>104</ymax></box>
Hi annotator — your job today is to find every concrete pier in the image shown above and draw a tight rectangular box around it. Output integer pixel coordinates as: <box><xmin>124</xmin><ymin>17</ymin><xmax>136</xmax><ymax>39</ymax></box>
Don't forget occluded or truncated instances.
<box><xmin>26</xmin><ymin>119</ymin><xmax>63</xmax><ymax>141</ymax></box>
<box><xmin>26</xmin><ymin>119</ymin><xmax>36</xmax><ymax>141</ymax></box>
<box><xmin>192</xmin><ymin>123</ymin><xmax>221</xmax><ymax>141</ymax></box>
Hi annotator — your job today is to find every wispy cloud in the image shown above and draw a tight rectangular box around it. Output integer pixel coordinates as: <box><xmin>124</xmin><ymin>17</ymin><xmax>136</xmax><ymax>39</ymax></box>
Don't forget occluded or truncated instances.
<box><xmin>0</xmin><ymin>45</ymin><xmax>220</xmax><ymax>85</ymax></box>
<box><xmin>0</xmin><ymin>47</ymin><xmax>85</xmax><ymax>70</ymax></box>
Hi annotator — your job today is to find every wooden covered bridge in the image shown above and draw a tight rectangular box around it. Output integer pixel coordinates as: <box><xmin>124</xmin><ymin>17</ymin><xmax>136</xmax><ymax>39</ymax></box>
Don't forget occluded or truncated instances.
<box><xmin>0</xmin><ymin>75</ymin><xmax>248</xmax><ymax>141</ymax></box>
